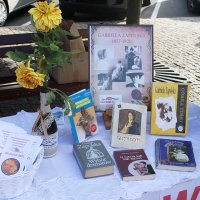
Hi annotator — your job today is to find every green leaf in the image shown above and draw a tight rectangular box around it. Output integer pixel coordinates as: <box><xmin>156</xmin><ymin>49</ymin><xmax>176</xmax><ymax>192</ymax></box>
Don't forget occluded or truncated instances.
<box><xmin>62</xmin><ymin>96</ymin><xmax>76</xmax><ymax>116</ymax></box>
<box><xmin>6</xmin><ymin>50</ymin><xmax>29</xmax><ymax>62</ymax></box>
<box><xmin>45</xmin><ymin>51</ymin><xmax>70</xmax><ymax>67</ymax></box>
<box><xmin>45</xmin><ymin>91</ymin><xmax>56</xmax><ymax>106</ymax></box>
<box><xmin>35</xmin><ymin>41</ymin><xmax>49</xmax><ymax>48</ymax></box>
<box><xmin>64</xmin><ymin>108</ymin><xmax>71</xmax><ymax>115</ymax></box>
<box><xmin>65</xmin><ymin>97</ymin><xmax>76</xmax><ymax>116</ymax></box>
<box><xmin>56</xmin><ymin>26</ymin><xmax>73</xmax><ymax>37</ymax></box>
<box><xmin>49</xmin><ymin>43</ymin><xmax>60</xmax><ymax>51</ymax></box>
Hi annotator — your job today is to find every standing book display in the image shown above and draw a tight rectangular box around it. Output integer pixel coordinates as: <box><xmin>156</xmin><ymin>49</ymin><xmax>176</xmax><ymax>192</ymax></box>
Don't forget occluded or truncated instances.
<box><xmin>89</xmin><ymin>25</ymin><xmax>153</xmax><ymax>111</ymax></box>
<box><xmin>68</xmin><ymin>89</ymin><xmax>98</xmax><ymax>144</ymax></box>
<box><xmin>151</xmin><ymin>82</ymin><xmax>190</xmax><ymax>136</ymax></box>
<box><xmin>111</xmin><ymin>102</ymin><xmax>147</xmax><ymax>149</ymax></box>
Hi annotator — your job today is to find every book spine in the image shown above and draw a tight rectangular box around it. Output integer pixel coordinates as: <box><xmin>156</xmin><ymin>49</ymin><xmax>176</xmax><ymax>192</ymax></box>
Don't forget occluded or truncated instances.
<box><xmin>69</xmin><ymin>116</ymin><xmax>79</xmax><ymax>144</ymax></box>
<box><xmin>73</xmin><ymin>147</ymin><xmax>86</xmax><ymax>176</ymax></box>
<box><xmin>155</xmin><ymin>139</ymin><xmax>160</xmax><ymax>167</ymax></box>
<box><xmin>175</xmin><ymin>84</ymin><xmax>189</xmax><ymax>134</ymax></box>
<box><xmin>113</xmin><ymin>152</ymin><xmax>124</xmax><ymax>177</ymax></box>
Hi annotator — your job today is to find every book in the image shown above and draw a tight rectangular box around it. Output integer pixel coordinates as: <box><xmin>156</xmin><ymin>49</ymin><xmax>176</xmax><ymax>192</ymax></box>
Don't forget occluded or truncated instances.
<box><xmin>73</xmin><ymin>140</ymin><xmax>114</xmax><ymax>178</ymax></box>
<box><xmin>111</xmin><ymin>102</ymin><xmax>147</xmax><ymax>149</ymax></box>
<box><xmin>69</xmin><ymin>89</ymin><xmax>98</xmax><ymax>144</ymax></box>
<box><xmin>89</xmin><ymin>25</ymin><xmax>153</xmax><ymax>111</ymax></box>
<box><xmin>113</xmin><ymin>149</ymin><xmax>156</xmax><ymax>181</ymax></box>
<box><xmin>151</xmin><ymin>82</ymin><xmax>190</xmax><ymax>136</ymax></box>
<box><xmin>155</xmin><ymin>138</ymin><xmax>196</xmax><ymax>171</ymax></box>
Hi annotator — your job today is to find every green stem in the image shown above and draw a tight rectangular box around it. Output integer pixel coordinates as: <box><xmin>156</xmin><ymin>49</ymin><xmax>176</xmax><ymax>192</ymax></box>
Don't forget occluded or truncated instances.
<box><xmin>46</xmin><ymin>87</ymin><xmax>75</xmax><ymax>115</ymax></box>
<box><xmin>47</xmin><ymin>87</ymin><xmax>66</xmax><ymax>100</ymax></box>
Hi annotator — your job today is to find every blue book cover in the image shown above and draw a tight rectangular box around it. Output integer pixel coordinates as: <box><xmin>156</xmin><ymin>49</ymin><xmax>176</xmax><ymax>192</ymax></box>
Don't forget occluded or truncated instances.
<box><xmin>69</xmin><ymin>89</ymin><xmax>98</xmax><ymax>144</ymax></box>
<box><xmin>155</xmin><ymin>138</ymin><xmax>196</xmax><ymax>171</ymax></box>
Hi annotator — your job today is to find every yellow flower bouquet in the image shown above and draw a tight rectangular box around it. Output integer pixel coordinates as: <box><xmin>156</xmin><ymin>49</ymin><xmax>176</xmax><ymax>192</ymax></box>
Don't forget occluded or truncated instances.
<box><xmin>6</xmin><ymin>0</ymin><xmax>79</xmax><ymax>158</ymax></box>
<box><xmin>6</xmin><ymin>0</ymin><xmax>76</xmax><ymax>115</ymax></box>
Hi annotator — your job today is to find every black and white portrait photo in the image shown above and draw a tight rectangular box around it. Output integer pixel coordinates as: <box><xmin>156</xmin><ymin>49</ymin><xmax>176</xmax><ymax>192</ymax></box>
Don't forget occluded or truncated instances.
<box><xmin>110</xmin><ymin>60</ymin><xmax>126</xmax><ymax>82</ymax></box>
<box><xmin>97</xmin><ymin>73</ymin><xmax>112</xmax><ymax>90</ymax></box>
<box><xmin>125</xmin><ymin>46</ymin><xmax>142</xmax><ymax>70</ymax></box>
<box><xmin>126</xmin><ymin>72</ymin><xmax>144</xmax><ymax>88</ymax></box>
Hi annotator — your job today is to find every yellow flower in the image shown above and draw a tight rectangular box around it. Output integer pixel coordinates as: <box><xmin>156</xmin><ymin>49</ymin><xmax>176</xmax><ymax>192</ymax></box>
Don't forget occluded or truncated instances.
<box><xmin>29</xmin><ymin>1</ymin><xmax>62</xmax><ymax>32</ymax></box>
<box><xmin>15</xmin><ymin>62</ymin><xmax>45</xmax><ymax>89</ymax></box>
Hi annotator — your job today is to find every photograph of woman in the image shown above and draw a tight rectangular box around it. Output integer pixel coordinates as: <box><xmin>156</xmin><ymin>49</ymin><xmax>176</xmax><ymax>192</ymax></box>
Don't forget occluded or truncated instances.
<box><xmin>118</xmin><ymin>109</ymin><xmax>141</xmax><ymax>135</ymax></box>
<box><xmin>111</xmin><ymin>60</ymin><xmax>126</xmax><ymax>82</ymax></box>
<box><xmin>97</xmin><ymin>73</ymin><xmax>112</xmax><ymax>90</ymax></box>
<box><xmin>126</xmin><ymin>72</ymin><xmax>144</xmax><ymax>88</ymax></box>
<box><xmin>128</xmin><ymin>160</ymin><xmax>156</xmax><ymax>177</ymax></box>
<box><xmin>133</xmin><ymin>161</ymin><xmax>149</xmax><ymax>175</ymax></box>
<box><xmin>124</xmin><ymin>46</ymin><xmax>142</xmax><ymax>70</ymax></box>
<box><xmin>132</xmin><ymin>56</ymin><xmax>142</xmax><ymax>70</ymax></box>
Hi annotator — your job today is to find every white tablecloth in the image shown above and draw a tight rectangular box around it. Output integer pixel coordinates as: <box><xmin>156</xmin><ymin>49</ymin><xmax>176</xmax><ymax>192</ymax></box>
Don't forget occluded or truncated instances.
<box><xmin>1</xmin><ymin>102</ymin><xmax>200</xmax><ymax>200</ymax></box>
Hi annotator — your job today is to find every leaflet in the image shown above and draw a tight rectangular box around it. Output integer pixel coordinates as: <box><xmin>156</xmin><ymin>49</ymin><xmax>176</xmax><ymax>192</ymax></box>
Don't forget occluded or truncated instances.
<box><xmin>0</xmin><ymin>132</ymin><xmax>43</xmax><ymax>178</ymax></box>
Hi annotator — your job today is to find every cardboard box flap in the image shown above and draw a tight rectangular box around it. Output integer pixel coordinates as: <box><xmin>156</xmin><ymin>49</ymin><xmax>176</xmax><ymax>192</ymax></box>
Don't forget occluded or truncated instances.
<box><xmin>60</xmin><ymin>20</ymin><xmax>80</xmax><ymax>38</ymax></box>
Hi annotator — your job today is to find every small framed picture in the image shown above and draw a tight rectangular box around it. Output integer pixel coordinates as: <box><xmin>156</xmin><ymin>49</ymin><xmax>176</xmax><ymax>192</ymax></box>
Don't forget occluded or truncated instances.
<box><xmin>89</xmin><ymin>24</ymin><xmax>153</xmax><ymax>111</ymax></box>
<box><xmin>111</xmin><ymin>102</ymin><xmax>147</xmax><ymax>149</ymax></box>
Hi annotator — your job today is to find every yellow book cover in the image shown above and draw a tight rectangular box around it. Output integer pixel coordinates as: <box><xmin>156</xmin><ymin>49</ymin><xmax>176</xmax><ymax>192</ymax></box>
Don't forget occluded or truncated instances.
<box><xmin>150</xmin><ymin>82</ymin><xmax>190</xmax><ymax>136</ymax></box>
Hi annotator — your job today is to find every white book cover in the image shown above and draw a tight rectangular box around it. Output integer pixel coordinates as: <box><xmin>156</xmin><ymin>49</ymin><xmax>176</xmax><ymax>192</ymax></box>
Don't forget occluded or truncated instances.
<box><xmin>111</xmin><ymin>102</ymin><xmax>147</xmax><ymax>149</ymax></box>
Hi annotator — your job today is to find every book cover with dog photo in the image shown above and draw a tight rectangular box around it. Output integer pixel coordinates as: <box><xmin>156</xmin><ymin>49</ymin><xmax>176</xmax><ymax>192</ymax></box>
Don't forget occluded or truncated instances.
<box><xmin>111</xmin><ymin>102</ymin><xmax>147</xmax><ymax>149</ymax></box>
<box><xmin>151</xmin><ymin>82</ymin><xmax>190</xmax><ymax>136</ymax></box>
<box><xmin>89</xmin><ymin>25</ymin><xmax>153</xmax><ymax>111</ymax></box>
<box><xmin>68</xmin><ymin>89</ymin><xmax>98</xmax><ymax>144</ymax></box>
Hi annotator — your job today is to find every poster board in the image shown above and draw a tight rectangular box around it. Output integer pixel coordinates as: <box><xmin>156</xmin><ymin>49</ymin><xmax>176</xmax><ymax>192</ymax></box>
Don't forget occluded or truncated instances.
<box><xmin>89</xmin><ymin>25</ymin><xmax>153</xmax><ymax>111</ymax></box>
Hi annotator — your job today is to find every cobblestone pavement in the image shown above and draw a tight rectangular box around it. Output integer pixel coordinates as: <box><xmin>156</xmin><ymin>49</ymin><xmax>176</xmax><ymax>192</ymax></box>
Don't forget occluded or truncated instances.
<box><xmin>143</xmin><ymin>17</ymin><xmax>200</xmax><ymax>106</ymax></box>
<box><xmin>0</xmin><ymin>17</ymin><xmax>200</xmax><ymax>117</ymax></box>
